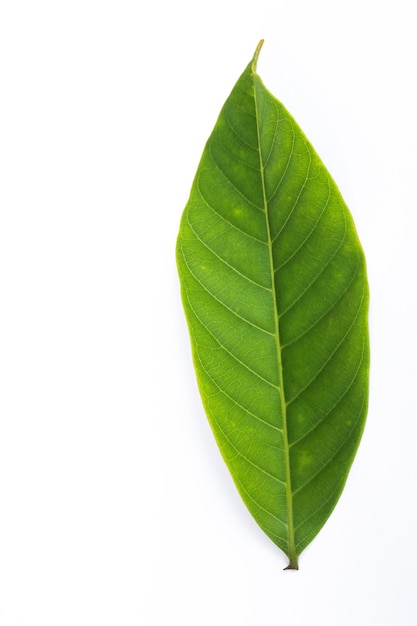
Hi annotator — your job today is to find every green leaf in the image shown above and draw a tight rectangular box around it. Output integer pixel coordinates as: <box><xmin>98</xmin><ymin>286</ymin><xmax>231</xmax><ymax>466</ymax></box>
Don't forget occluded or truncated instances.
<box><xmin>176</xmin><ymin>41</ymin><xmax>369</xmax><ymax>569</ymax></box>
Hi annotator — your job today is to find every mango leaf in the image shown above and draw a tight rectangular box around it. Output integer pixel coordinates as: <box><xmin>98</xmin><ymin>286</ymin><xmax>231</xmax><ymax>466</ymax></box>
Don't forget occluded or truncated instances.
<box><xmin>176</xmin><ymin>41</ymin><xmax>369</xmax><ymax>569</ymax></box>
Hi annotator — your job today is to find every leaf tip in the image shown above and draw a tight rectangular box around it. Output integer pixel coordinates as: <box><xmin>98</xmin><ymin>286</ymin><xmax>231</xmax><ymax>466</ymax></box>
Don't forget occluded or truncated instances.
<box><xmin>252</xmin><ymin>39</ymin><xmax>264</xmax><ymax>72</ymax></box>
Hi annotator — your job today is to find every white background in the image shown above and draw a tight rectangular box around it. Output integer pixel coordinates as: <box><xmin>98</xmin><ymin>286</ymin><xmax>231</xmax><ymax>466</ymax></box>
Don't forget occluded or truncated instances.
<box><xmin>0</xmin><ymin>1</ymin><xmax>416</xmax><ymax>624</ymax></box>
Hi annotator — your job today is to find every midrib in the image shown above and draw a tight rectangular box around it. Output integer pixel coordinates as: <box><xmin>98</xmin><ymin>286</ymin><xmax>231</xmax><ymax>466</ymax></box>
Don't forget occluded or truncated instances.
<box><xmin>252</xmin><ymin>63</ymin><xmax>298</xmax><ymax>570</ymax></box>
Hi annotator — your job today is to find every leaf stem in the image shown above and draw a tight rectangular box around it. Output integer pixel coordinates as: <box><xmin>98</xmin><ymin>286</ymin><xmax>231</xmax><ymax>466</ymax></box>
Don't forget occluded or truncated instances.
<box><xmin>284</xmin><ymin>555</ymin><xmax>299</xmax><ymax>570</ymax></box>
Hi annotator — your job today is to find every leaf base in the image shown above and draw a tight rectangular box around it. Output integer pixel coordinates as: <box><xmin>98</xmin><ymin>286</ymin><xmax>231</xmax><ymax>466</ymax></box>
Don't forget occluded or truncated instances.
<box><xmin>284</xmin><ymin>557</ymin><xmax>299</xmax><ymax>571</ymax></box>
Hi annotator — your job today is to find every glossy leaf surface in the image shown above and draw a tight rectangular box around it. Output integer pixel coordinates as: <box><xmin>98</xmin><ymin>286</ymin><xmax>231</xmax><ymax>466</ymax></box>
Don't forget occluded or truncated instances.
<box><xmin>176</xmin><ymin>42</ymin><xmax>369</xmax><ymax>569</ymax></box>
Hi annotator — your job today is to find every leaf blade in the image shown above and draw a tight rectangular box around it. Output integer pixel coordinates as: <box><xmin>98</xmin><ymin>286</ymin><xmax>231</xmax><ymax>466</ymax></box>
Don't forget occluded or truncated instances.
<box><xmin>177</xmin><ymin>42</ymin><xmax>369</xmax><ymax>568</ymax></box>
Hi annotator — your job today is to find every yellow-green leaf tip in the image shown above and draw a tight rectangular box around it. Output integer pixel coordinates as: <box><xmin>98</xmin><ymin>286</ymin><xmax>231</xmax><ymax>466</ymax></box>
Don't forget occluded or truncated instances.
<box><xmin>252</xmin><ymin>39</ymin><xmax>264</xmax><ymax>72</ymax></box>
